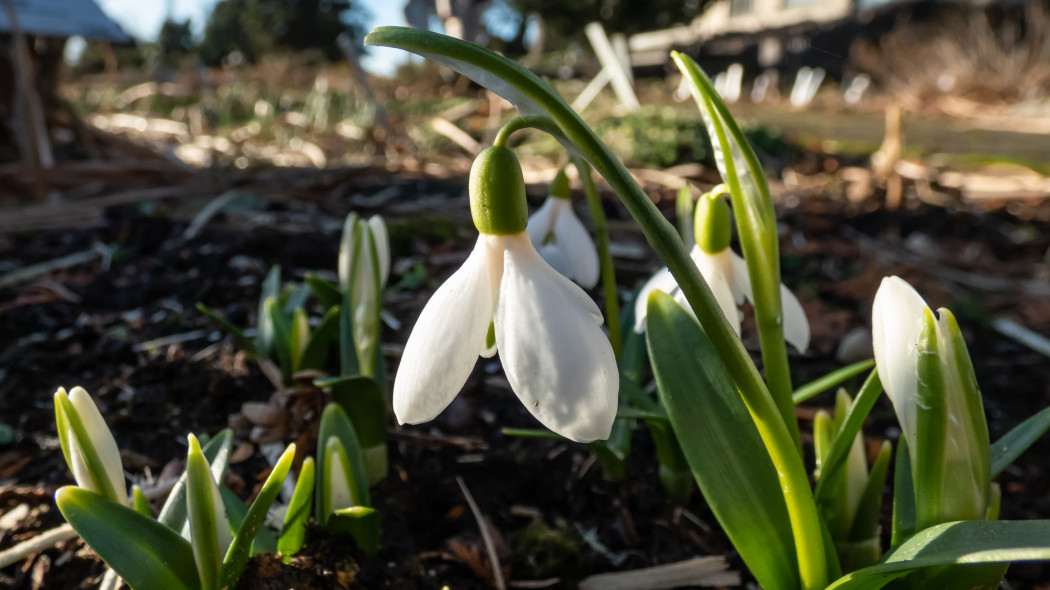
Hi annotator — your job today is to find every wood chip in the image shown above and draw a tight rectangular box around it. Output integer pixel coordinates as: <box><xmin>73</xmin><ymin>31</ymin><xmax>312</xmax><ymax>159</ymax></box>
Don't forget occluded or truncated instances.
<box><xmin>577</xmin><ymin>556</ymin><xmax>740</xmax><ymax>590</ymax></box>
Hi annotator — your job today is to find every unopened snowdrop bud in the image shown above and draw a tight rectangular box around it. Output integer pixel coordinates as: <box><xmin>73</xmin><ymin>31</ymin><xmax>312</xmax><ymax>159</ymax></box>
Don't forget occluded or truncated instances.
<box><xmin>526</xmin><ymin>166</ymin><xmax>600</xmax><ymax>288</ymax></box>
<box><xmin>872</xmin><ymin>276</ymin><xmax>990</xmax><ymax>529</ymax></box>
<box><xmin>694</xmin><ymin>186</ymin><xmax>731</xmax><ymax>255</ymax></box>
<box><xmin>394</xmin><ymin>146</ymin><xmax>617</xmax><ymax>443</ymax></box>
<box><xmin>470</xmin><ymin>146</ymin><xmax>529</xmax><ymax>235</ymax></box>
<box><xmin>54</xmin><ymin>387</ymin><xmax>127</xmax><ymax>505</ymax></box>
<box><xmin>185</xmin><ymin>434</ymin><xmax>233</xmax><ymax>590</ymax></box>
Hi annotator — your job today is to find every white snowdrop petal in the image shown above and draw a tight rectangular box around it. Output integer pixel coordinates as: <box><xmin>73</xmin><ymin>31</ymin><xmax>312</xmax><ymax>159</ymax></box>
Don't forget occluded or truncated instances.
<box><xmin>496</xmin><ymin>235</ymin><xmax>618</xmax><ymax>443</ymax></box>
<box><xmin>872</xmin><ymin>276</ymin><xmax>928</xmax><ymax>445</ymax></box>
<box><xmin>537</xmin><ymin>243</ymin><xmax>572</xmax><ymax>280</ymax></box>
<box><xmin>393</xmin><ymin>237</ymin><xmax>493</xmax><ymax>425</ymax></box>
<box><xmin>781</xmin><ymin>282</ymin><xmax>811</xmax><ymax>353</ymax></box>
<box><xmin>729</xmin><ymin>251</ymin><xmax>753</xmax><ymax>305</ymax></box>
<box><xmin>68</xmin><ymin>387</ymin><xmax>126</xmax><ymax>504</ymax></box>
<box><xmin>525</xmin><ymin>198</ymin><xmax>558</xmax><ymax>248</ymax></box>
<box><xmin>633</xmin><ymin>266</ymin><xmax>677</xmax><ymax>333</ymax></box>
<box><xmin>367</xmin><ymin>216</ymin><xmax>391</xmax><ymax>287</ymax></box>
<box><xmin>695</xmin><ymin>250</ymin><xmax>742</xmax><ymax>336</ymax></box>
<box><xmin>553</xmin><ymin>206</ymin><xmax>600</xmax><ymax>289</ymax></box>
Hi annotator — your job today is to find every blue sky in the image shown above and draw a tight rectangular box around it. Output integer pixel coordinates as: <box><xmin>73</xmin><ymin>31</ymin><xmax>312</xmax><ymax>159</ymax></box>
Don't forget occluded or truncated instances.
<box><xmin>94</xmin><ymin>0</ymin><xmax>412</xmax><ymax>75</ymax></box>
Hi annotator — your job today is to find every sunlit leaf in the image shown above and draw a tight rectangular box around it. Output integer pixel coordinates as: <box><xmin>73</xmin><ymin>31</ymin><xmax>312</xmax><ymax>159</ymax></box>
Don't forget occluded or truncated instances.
<box><xmin>279</xmin><ymin>457</ymin><xmax>315</xmax><ymax>561</ymax></box>
<box><xmin>158</xmin><ymin>429</ymin><xmax>234</xmax><ymax>539</ymax></box>
<box><xmin>56</xmin><ymin>486</ymin><xmax>201</xmax><ymax>590</ymax></box>
<box><xmin>646</xmin><ymin>290</ymin><xmax>798</xmax><ymax>590</ymax></box>
<box><xmin>827</xmin><ymin>520</ymin><xmax>1050</xmax><ymax>590</ymax></box>
<box><xmin>991</xmin><ymin>405</ymin><xmax>1050</xmax><ymax>477</ymax></box>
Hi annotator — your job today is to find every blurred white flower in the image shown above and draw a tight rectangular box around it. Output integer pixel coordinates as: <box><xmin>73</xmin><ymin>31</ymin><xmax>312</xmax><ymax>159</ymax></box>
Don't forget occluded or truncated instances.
<box><xmin>632</xmin><ymin>245</ymin><xmax>809</xmax><ymax>352</ymax></box>
<box><xmin>526</xmin><ymin>195</ymin><xmax>599</xmax><ymax>289</ymax></box>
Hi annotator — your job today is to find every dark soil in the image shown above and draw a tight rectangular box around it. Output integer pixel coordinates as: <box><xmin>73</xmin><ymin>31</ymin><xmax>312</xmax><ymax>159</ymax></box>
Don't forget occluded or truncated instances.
<box><xmin>2</xmin><ymin>172</ymin><xmax>1049</xmax><ymax>589</ymax></box>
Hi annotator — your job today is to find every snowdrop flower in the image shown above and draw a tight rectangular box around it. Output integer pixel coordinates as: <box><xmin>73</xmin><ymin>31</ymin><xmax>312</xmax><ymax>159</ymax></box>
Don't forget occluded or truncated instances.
<box><xmin>54</xmin><ymin>386</ymin><xmax>127</xmax><ymax>504</ymax></box>
<box><xmin>526</xmin><ymin>168</ymin><xmax>600</xmax><ymax>288</ymax></box>
<box><xmin>872</xmin><ymin>276</ymin><xmax>990</xmax><ymax>527</ymax></box>
<box><xmin>394</xmin><ymin>146</ymin><xmax>618</xmax><ymax>443</ymax></box>
<box><xmin>632</xmin><ymin>189</ymin><xmax>809</xmax><ymax>353</ymax></box>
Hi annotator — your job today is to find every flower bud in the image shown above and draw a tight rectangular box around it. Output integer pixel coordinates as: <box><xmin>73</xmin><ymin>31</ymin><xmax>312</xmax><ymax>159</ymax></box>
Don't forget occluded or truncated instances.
<box><xmin>694</xmin><ymin>187</ymin><xmax>732</xmax><ymax>255</ymax></box>
<box><xmin>872</xmin><ymin>277</ymin><xmax>990</xmax><ymax>529</ymax></box>
<box><xmin>54</xmin><ymin>387</ymin><xmax>127</xmax><ymax>505</ymax></box>
<box><xmin>469</xmin><ymin>146</ymin><xmax>528</xmax><ymax>235</ymax></box>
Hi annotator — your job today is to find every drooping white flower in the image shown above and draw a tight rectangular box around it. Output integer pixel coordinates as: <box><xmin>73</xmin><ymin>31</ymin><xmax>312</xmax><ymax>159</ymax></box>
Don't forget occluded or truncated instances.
<box><xmin>526</xmin><ymin>169</ymin><xmax>599</xmax><ymax>289</ymax></box>
<box><xmin>871</xmin><ymin>276</ymin><xmax>990</xmax><ymax>526</ymax></box>
<box><xmin>632</xmin><ymin>192</ymin><xmax>809</xmax><ymax>353</ymax></box>
<box><xmin>393</xmin><ymin>147</ymin><xmax>618</xmax><ymax>443</ymax></box>
<box><xmin>54</xmin><ymin>386</ymin><xmax>127</xmax><ymax>505</ymax></box>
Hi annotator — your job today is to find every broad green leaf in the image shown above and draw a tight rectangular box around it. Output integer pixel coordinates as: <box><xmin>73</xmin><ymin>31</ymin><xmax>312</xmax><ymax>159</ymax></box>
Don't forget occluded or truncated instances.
<box><xmin>298</xmin><ymin>305</ymin><xmax>340</xmax><ymax>372</ymax></box>
<box><xmin>827</xmin><ymin>520</ymin><xmax>1050</xmax><ymax>590</ymax></box>
<box><xmin>281</xmin><ymin>283</ymin><xmax>311</xmax><ymax>314</ymax></box>
<box><xmin>195</xmin><ymin>303</ymin><xmax>259</xmax><ymax>359</ymax></box>
<box><xmin>814</xmin><ymin>371</ymin><xmax>882</xmax><ymax>504</ymax></box>
<box><xmin>991</xmin><ymin>405</ymin><xmax>1050</xmax><ymax>477</ymax></box>
<box><xmin>218</xmin><ymin>443</ymin><xmax>295</xmax><ymax>590</ymax></box>
<box><xmin>305</xmin><ymin>274</ymin><xmax>342</xmax><ymax>310</ymax></box>
<box><xmin>256</xmin><ymin>266</ymin><xmax>281</xmax><ymax>355</ymax></box>
<box><xmin>219</xmin><ymin>486</ymin><xmax>277</xmax><ymax>556</ymax></box>
<box><xmin>645</xmin><ymin>290</ymin><xmax>798</xmax><ymax>590</ymax></box>
<box><xmin>56</xmin><ymin>486</ymin><xmax>201</xmax><ymax>590</ymax></box>
<box><xmin>329</xmin><ymin>506</ymin><xmax>380</xmax><ymax>556</ymax></box>
<box><xmin>158</xmin><ymin>429</ymin><xmax>234</xmax><ymax>538</ymax></box>
<box><xmin>315</xmin><ymin>403</ymin><xmax>371</xmax><ymax>526</ymax></box>
<box><xmin>186</xmin><ymin>435</ymin><xmax>231</xmax><ymax>590</ymax></box>
<box><xmin>794</xmin><ymin>360</ymin><xmax>876</xmax><ymax>404</ymax></box>
<box><xmin>326</xmin><ymin>376</ymin><xmax>388</xmax><ymax>484</ymax></box>
<box><xmin>279</xmin><ymin>457</ymin><xmax>315</xmax><ymax>561</ymax></box>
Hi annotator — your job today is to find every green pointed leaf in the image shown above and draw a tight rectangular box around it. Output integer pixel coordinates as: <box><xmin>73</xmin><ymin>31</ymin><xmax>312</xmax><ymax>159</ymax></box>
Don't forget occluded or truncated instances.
<box><xmin>218</xmin><ymin>443</ymin><xmax>295</xmax><ymax>590</ymax></box>
<box><xmin>850</xmin><ymin>440</ymin><xmax>892</xmax><ymax>544</ymax></box>
<box><xmin>56</xmin><ymin>486</ymin><xmax>201</xmax><ymax>590</ymax></box>
<box><xmin>794</xmin><ymin>360</ymin><xmax>876</xmax><ymax>404</ymax></box>
<box><xmin>891</xmin><ymin>437</ymin><xmax>916</xmax><ymax>548</ymax></box>
<box><xmin>186</xmin><ymin>435</ymin><xmax>230</xmax><ymax>590</ymax></box>
<box><xmin>158</xmin><ymin>429</ymin><xmax>234</xmax><ymax>538</ymax></box>
<box><xmin>195</xmin><ymin>303</ymin><xmax>259</xmax><ymax>359</ymax></box>
<box><xmin>827</xmin><ymin>520</ymin><xmax>1050</xmax><ymax>590</ymax></box>
<box><xmin>282</xmin><ymin>283</ymin><xmax>311</xmax><ymax>315</ymax></box>
<box><xmin>814</xmin><ymin>371</ymin><xmax>882</xmax><ymax>505</ymax></box>
<box><xmin>219</xmin><ymin>486</ymin><xmax>277</xmax><ymax>556</ymax></box>
<box><xmin>645</xmin><ymin>290</ymin><xmax>798</xmax><ymax>590</ymax></box>
<box><xmin>279</xmin><ymin>457</ymin><xmax>315</xmax><ymax>561</ymax></box>
<box><xmin>315</xmin><ymin>403</ymin><xmax>371</xmax><ymax>526</ymax></box>
<box><xmin>132</xmin><ymin>485</ymin><xmax>151</xmax><ymax>517</ymax></box>
<box><xmin>305</xmin><ymin>274</ymin><xmax>342</xmax><ymax>310</ymax></box>
<box><xmin>673</xmin><ymin>50</ymin><xmax>799</xmax><ymax>446</ymax></box>
<box><xmin>991</xmin><ymin>405</ymin><xmax>1050</xmax><ymax>477</ymax></box>
<box><xmin>298</xmin><ymin>305</ymin><xmax>340</xmax><ymax>372</ymax></box>
<box><xmin>267</xmin><ymin>298</ymin><xmax>293</xmax><ymax>380</ymax></box>
<box><xmin>289</xmin><ymin>308</ymin><xmax>310</xmax><ymax>373</ymax></box>
<box><xmin>256</xmin><ymin>266</ymin><xmax>281</xmax><ymax>355</ymax></box>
